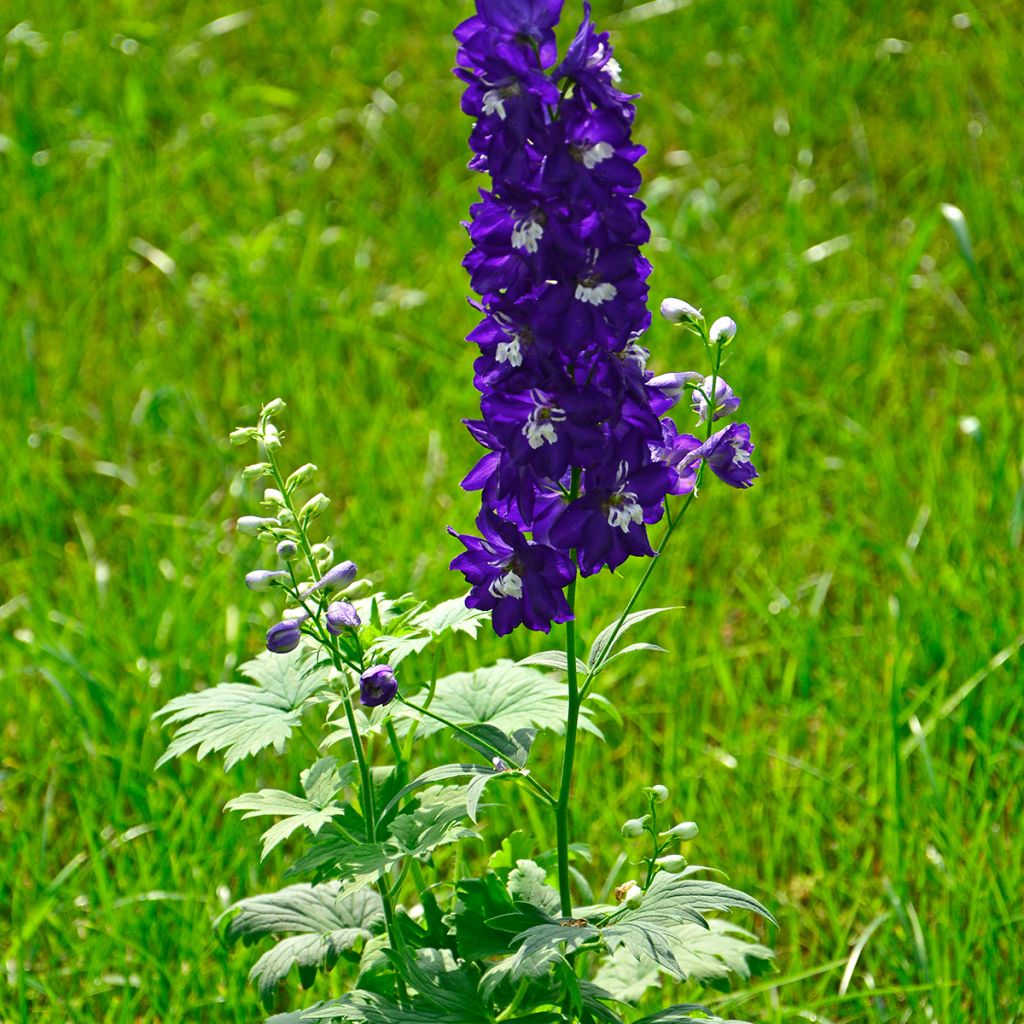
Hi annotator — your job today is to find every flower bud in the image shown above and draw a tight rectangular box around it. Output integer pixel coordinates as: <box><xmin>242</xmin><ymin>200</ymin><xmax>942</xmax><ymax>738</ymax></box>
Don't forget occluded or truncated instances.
<box><xmin>237</xmin><ymin>515</ymin><xmax>279</xmax><ymax>536</ymax></box>
<box><xmin>261</xmin><ymin>423</ymin><xmax>282</xmax><ymax>452</ymax></box>
<box><xmin>655</xmin><ymin>854</ymin><xmax>687</xmax><ymax>874</ymax></box>
<box><xmin>310</xmin><ymin>543</ymin><xmax>334</xmax><ymax>570</ymax></box>
<box><xmin>660</xmin><ymin>297</ymin><xmax>702</xmax><ymax>324</ymax></box>
<box><xmin>620</xmin><ymin>816</ymin><xmax>649</xmax><ymax>839</ymax></box>
<box><xmin>242</xmin><ymin>462</ymin><xmax>272</xmax><ymax>480</ymax></box>
<box><xmin>286</xmin><ymin>463</ymin><xmax>318</xmax><ymax>489</ymax></box>
<box><xmin>300</xmin><ymin>492</ymin><xmax>331</xmax><ymax>520</ymax></box>
<box><xmin>263</xmin><ymin>488</ymin><xmax>286</xmax><ymax>507</ymax></box>
<box><xmin>709</xmin><ymin>316</ymin><xmax>737</xmax><ymax>343</ymax></box>
<box><xmin>261</xmin><ymin>398</ymin><xmax>287</xmax><ymax>419</ymax></box>
<box><xmin>326</xmin><ymin>601</ymin><xmax>361</xmax><ymax>635</ymax></box>
<box><xmin>314</xmin><ymin>561</ymin><xmax>358</xmax><ymax>592</ymax></box>
<box><xmin>645</xmin><ymin>784</ymin><xmax>669</xmax><ymax>804</ymax></box>
<box><xmin>230</xmin><ymin>427</ymin><xmax>257</xmax><ymax>446</ymax></box>
<box><xmin>276</xmin><ymin>539</ymin><xmax>299</xmax><ymax>560</ymax></box>
<box><xmin>266</xmin><ymin>619</ymin><xmax>302</xmax><ymax>654</ymax></box>
<box><xmin>245</xmin><ymin>569</ymin><xmax>289</xmax><ymax>592</ymax></box>
<box><xmin>623</xmin><ymin>884</ymin><xmax>644</xmax><ymax>908</ymax></box>
<box><xmin>660</xmin><ymin>821</ymin><xmax>699</xmax><ymax>841</ymax></box>
<box><xmin>614</xmin><ymin>879</ymin><xmax>639</xmax><ymax>903</ymax></box>
<box><xmin>646</xmin><ymin>372</ymin><xmax>703</xmax><ymax>412</ymax></box>
<box><xmin>359</xmin><ymin>665</ymin><xmax>398</xmax><ymax>708</ymax></box>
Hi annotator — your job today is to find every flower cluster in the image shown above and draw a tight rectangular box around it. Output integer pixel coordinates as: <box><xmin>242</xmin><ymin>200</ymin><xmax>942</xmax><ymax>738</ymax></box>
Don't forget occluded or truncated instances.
<box><xmin>450</xmin><ymin>1</ymin><xmax>757</xmax><ymax>635</ymax></box>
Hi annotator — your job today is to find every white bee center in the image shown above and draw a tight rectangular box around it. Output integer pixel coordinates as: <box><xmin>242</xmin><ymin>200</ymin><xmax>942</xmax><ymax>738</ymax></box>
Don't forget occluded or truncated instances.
<box><xmin>581</xmin><ymin>142</ymin><xmax>614</xmax><ymax>169</ymax></box>
<box><xmin>522</xmin><ymin>399</ymin><xmax>566</xmax><ymax>449</ymax></box>
<box><xmin>575</xmin><ymin>281</ymin><xmax>618</xmax><ymax>305</ymax></box>
<box><xmin>488</xmin><ymin>570</ymin><xmax>523</xmax><ymax>599</ymax></box>
<box><xmin>606</xmin><ymin>490</ymin><xmax>643</xmax><ymax>533</ymax></box>
<box><xmin>511</xmin><ymin>217</ymin><xmax>544</xmax><ymax>253</ymax></box>
<box><xmin>730</xmin><ymin>439</ymin><xmax>751</xmax><ymax>464</ymax></box>
<box><xmin>605</xmin><ymin>58</ymin><xmax>622</xmax><ymax>82</ymax></box>
<box><xmin>482</xmin><ymin>89</ymin><xmax>507</xmax><ymax>120</ymax></box>
<box><xmin>496</xmin><ymin>337</ymin><xmax>522</xmax><ymax>367</ymax></box>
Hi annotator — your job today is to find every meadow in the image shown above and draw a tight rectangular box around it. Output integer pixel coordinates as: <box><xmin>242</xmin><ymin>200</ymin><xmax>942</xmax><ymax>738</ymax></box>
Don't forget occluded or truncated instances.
<box><xmin>1</xmin><ymin>0</ymin><xmax>1022</xmax><ymax>1021</ymax></box>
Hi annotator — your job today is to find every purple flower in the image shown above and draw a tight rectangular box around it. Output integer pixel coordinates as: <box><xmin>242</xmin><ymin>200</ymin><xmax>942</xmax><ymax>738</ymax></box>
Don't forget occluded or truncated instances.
<box><xmin>360</xmin><ymin>665</ymin><xmax>399</xmax><ymax>708</ymax></box>
<box><xmin>326</xmin><ymin>601</ymin><xmax>361</xmax><ymax>635</ymax></box>
<box><xmin>679</xmin><ymin>422</ymin><xmax>759</xmax><ymax>489</ymax></box>
<box><xmin>549</xmin><ymin>461</ymin><xmax>676</xmax><ymax>576</ymax></box>
<box><xmin>654</xmin><ymin>418</ymin><xmax>702</xmax><ymax>496</ymax></box>
<box><xmin>449</xmin><ymin>511</ymin><xmax>575</xmax><ymax>635</ymax></box>
<box><xmin>692</xmin><ymin>377</ymin><xmax>741</xmax><ymax>424</ymax></box>
<box><xmin>266</xmin><ymin>619</ymin><xmax>302</xmax><ymax>654</ymax></box>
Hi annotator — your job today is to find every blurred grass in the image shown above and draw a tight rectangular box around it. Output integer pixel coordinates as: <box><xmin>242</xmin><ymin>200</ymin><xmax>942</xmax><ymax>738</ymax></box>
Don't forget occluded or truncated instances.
<box><xmin>1</xmin><ymin>0</ymin><xmax>1022</xmax><ymax>1021</ymax></box>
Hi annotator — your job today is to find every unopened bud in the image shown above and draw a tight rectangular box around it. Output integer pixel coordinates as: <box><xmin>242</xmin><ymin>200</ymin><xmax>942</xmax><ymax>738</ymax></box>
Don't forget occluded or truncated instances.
<box><xmin>623</xmin><ymin>884</ymin><xmax>644</xmax><ymax>908</ymax></box>
<box><xmin>645</xmin><ymin>784</ymin><xmax>670</xmax><ymax>804</ymax></box>
<box><xmin>621</xmin><ymin>816</ymin><xmax>649</xmax><ymax>839</ymax></box>
<box><xmin>245</xmin><ymin>569</ymin><xmax>289</xmax><ymax>592</ymax></box>
<box><xmin>310</xmin><ymin>543</ymin><xmax>334</xmax><ymax>570</ymax></box>
<box><xmin>266</xmin><ymin>619</ymin><xmax>302</xmax><ymax>654</ymax></box>
<box><xmin>614</xmin><ymin>879</ymin><xmax>639</xmax><ymax>903</ymax></box>
<box><xmin>261</xmin><ymin>398</ymin><xmax>287</xmax><ymax>419</ymax></box>
<box><xmin>263</xmin><ymin>488</ymin><xmax>285</xmax><ymax>507</ymax></box>
<box><xmin>261</xmin><ymin>423</ymin><xmax>282</xmax><ymax>452</ymax></box>
<box><xmin>286</xmin><ymin>463</ymin><xmax>318</xmax><ymax>489</ymax></box>
<box><xmin>230</xmin><ymin>427</ymin><xmax>257</xmax><ymax>446</ymax></box>
<box><xmin>276</xmin><ymin>539</ymin><xmax>299</xmax><ymax>560</ymax></box>
<box><xmin>314</xmin><ymin>561</ymin><xmax>358</xmax><ymax>592</ymax></box>
<box><xmin>709</xmin><ymin>316</ymin><xmax>737</xmax><ymax>343</ymax></box>
<box><xmin>660</xmin><ymin>821</ymin><xmax>699</xmax><ymax>841</ymax></box>
<box><xmin>300</xmin><ymin>492</ymin><xmax>330</xmax><ymax>521</ymax></box>
<box><xmin>237</xmin><ymin>515</ymin><xmax>279</xmax><ymax>537</ymax></box>
<box><xmin>242</xmin><ymin>462</ymin><xmax>272</xmax><ymax>480</ymax></box>
<box><xmin>326</xmin><ymin>600</ymin><xmax>361</xmax><ymax>635</ymax></box>
<box><xmin>655</xmin><ymin>854</ymin><xmax>687</xmax><ymax>874</ymax></box>
<box><xmin>660</xmin><ymin>297</ymin><xmax>702</xmax><ymax>324</ymax></box>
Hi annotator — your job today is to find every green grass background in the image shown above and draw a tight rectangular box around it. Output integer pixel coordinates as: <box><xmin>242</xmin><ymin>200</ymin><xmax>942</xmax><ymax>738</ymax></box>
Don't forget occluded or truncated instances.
<box><xmin>2</xmin><ymin>0</ymin><xmax>1022</xmax><ymax>1020</ymax></box>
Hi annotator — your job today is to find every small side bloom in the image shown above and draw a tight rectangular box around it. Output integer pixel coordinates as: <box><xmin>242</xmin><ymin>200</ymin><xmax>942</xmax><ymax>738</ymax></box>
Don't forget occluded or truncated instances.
<box><xmin>360</xmin><ymin>665</ymin><xmax>398</xmax><ymax>708</ymax></box>
<box><xmin>266</xmin><ymin>619</ymin><xmax>302</xmax><ymax>654</ymax></box>
<box><xmin>679</xmin><ymin>422</ymin><xmax>758</xmax><ymax>489</ymax></box>
<box><xmin>692</xmin><ymin>377</ymin><xmax>741</xmax><ymax>424</ymax></box>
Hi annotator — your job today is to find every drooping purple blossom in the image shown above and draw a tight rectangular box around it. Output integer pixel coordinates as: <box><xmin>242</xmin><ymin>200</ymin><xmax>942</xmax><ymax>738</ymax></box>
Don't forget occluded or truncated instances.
<box><xmin>359</xmin><ymin>665</ymin><xmax>399</xmax><ymax>708</ymax></box>
<box><xmin>692</xmin><ymin>377</ymin><xmax>741</xmax><ymax>424</ymax></box>
<box><xmin>450</xmin><ymin>1</ymin><xmax>753</xmax><ymax>634</ymax></box>
<box><xmin>678</xmin><ymin>422</ymin><xmax>759</xmax><ymax>489</ymax></box>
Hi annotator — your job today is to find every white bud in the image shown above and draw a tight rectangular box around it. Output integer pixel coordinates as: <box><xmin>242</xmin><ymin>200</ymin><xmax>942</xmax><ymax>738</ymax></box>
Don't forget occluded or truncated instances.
<box><xmin>300</xmin><ymin>492</ymin><xmax>331</xmax><ymax>521</ymax></box>
<box><xmin>245</xmin><ymin>569</ymin><xmax>289</xmax><ymax>592</ymax></box>
<box><xmin>660</xmin><ymin>821</ymin><xmax>699</xmax><ymax>841</ymax></box>
<box><xmin>623</xmin><ymin>884</ymin><xmax>644</xmax><ymax>908</ymax></box>
<box><xmin>261</xmin><ymin>423</ymin><xmax>282</xmax><ymax>452</ymax></box>
<box><xmin>237</xmin><ymin>515</ymin><xmax>279</xmax><ymax>536</ymax></box>
<box><xmin>645</xmin><ymin>784</ymin><xmax>669</xmax><ymax>804</ymax></box>
<box><xmin>242</xmin><ymin>462</ymin><xmax>271</xmax><ymax>480</ymax></box>
<box><xmin>261</xmin><ymin>398</ymin><xmax>287</xmax><ymax>419</ymax></box>
<box><xmin>655</xmin><ymin>854</ymin><xmax>687</xmax><ymax>874</ymax></box>
<box><xmin>660</xmin><ymin>297</ymin><xmax>702</xmax><ymax>324</ymax></box>
<box><xmin>620</xmin><ymin>816</ymin><xmax>649</xmax><ymax>839</ymax></box>
<box><xmin>263</xmin><ymin>488</ymin><xmax>285</xmax><ymax>507</ymax></box>
<box><xmin>709</xmin><ymin>316</ymin><xmax>737</xmax><ymax>343</ymax></box>
<box><xmin>276</xmin><ymin>539</ymin><xmax>299</xmax><ymax>559</ymax></box>
<box><xmin>229</xmin><ymin>427</ymin><xmax>256</xmax><ymax>446</ymax></box>
<box><xmin>286</xmin><ymin>463</ymin><xmax>318</xmax><ymax>489</ymax></box>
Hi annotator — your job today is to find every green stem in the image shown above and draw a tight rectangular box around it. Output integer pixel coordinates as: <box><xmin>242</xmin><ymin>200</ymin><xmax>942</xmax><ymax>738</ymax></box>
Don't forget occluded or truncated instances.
<box><xmin>555</xmin><ymin>469</ymin><xmax>582</xmax><ymax>918</ymax></box>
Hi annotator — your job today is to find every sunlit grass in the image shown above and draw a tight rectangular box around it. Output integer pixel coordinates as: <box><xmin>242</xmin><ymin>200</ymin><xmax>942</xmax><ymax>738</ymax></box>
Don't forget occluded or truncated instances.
<box><xmin>1</xmin><ymin>1</ymin><xmax>1021</xmax><ymax>1021</ymax></box>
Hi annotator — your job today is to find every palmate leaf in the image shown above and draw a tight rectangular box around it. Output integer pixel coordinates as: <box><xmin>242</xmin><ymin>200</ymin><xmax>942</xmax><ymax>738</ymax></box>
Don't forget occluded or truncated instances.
<box><xmin>401</xmin><ymin>661</ymin><xmax>599</xmax><ymax>739</ymax></box>
<box><xmin>603</xmin><ymin>873</ymin><xmax>775</xmax><ymax>977</ymax></box>
<box><xmin>413</xmin><ymin>596</ymin><xmax>490</xmax><ymax>638</ymax></box>
<box><xmin>154</xmin><ymin>644</ymin><xmax>330</xmax><ymax>768</ymax></box>
<box><xmin>634</xmin><ymin>1008</ymin><xmax>750</xmax><ymax>1024</ymax></box>
<box><xmin>223</xmin><ymin>883</ymin><xmax>383</xmax><ymax>1009</ymax></box>
<box><xmin>507</xmin><ymin>859</ymin><xmax>562</xmax><ymax>918</ymax></box>
<box><xmin>381</xmin><ymin>763</ymin><xmax>507</xmax><ymax>823</ymax></box>
<box><xmin>592</xmin><ymin>920</ymin><xmax>773</xmax><ymax>1002</ymax></box>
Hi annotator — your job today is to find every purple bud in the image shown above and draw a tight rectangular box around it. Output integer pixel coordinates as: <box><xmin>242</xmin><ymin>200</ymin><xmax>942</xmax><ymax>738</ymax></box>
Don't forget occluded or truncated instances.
<box><xmin>266</xmin><ymin>619</ymin><xmax>302</xmax><ymax>654</ymax></box>
<box><xmin>692</xmin><ymin>378</ymin><xmax>741</xmax><ymax>424</ymax></box>
<box><xmin>326</xmin><ymin>601</ymin><xmax>361</xmax><ymax>635</ymax></box>
<box><xmin>276</xmin><ymin>539</ymin><xmax>299</xmax><ymax>560</ymax></box>
<box><xmin>310</xmin><ymin>560</ymin><xmax>358</xmax><ymax>593</ymax></box>
<box><xmin>359</xmin><ymin>665</ymin><xmax>398</xmax><ymax>708</ymax></box>
<box><xmin>245</xmin><ymin>569</ymin><xmax>290</xmax><ymax>592</ymax></box>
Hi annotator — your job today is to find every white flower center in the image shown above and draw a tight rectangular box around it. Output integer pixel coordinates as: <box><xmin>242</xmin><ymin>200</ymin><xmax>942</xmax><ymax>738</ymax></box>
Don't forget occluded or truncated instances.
<box><xmin>730</xmin><ymin>439</ymin><xmax>751</xmax><ymax>464</ymax></box>
<box><xmin>606</xmin><ymin>490</ymin><xmax>643</xmax><ymax>533</ymax></box>
<box><xmin>482</xmin><ymin>89</ymin><xmax>507</xmax><ymax>120</ymax></box>
<box><xmin>522</xmin><ymin>398</ymin><xmax>565</xmax><ymax>449</ymax></box>
<box><xmin>581</xmin><ymin>142</ymin><xmax>614</xmax><ymax>169</ymax></box>
<box><xmin>605</xmin><ymin>58</ymin><xmax>622</xmax><ymax>83</ymax></box>
<box><xmin>488</xmin><ymin>570</ymin><xmax>523</xmax><ymax>599</ymax></box>
<box><xmin>575</xmin><ymin>281</ymin><xmax>618</xmax><ymax>305</ymax></box>
<box><xmin>511</xmin><ymin>217</ymin><xmax>544</xmax><ymax>253</ymax></box>
<box><xmin>496</xmin><ymin>337</ymin><xmax>522</xmax><ymax>367</ymax></box>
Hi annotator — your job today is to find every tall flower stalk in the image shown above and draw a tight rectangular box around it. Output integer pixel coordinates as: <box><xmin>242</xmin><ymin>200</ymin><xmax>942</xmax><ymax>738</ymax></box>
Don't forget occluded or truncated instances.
<box><xmin>450</xmin><ymin>0</ymin><xmax>758</xmax><ymax>918</ymax></box>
